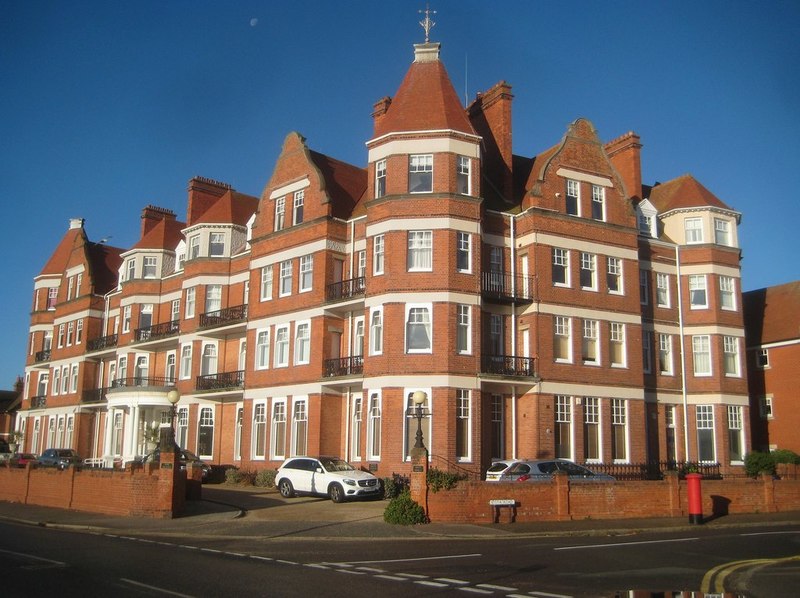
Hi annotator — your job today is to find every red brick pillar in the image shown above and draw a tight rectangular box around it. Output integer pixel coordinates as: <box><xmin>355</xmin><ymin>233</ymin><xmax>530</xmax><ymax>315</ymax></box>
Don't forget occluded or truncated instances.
<box><xmin>665</xmin><ymin>471</ymin><xmax>682</xmax><ymax>517</ymax></box>
<box><xmin>554</xmin><ymin>471</ymin><xmax>570</xmax><ymax>521</ymax></box>
<box><xmin>157</xmin><ymin>427</ymin><xmax>184</xmax><ymax>518</ymax></box>
<box><xmin>761</xmin><ymin>472</ymin><xmax>777</xmax><ymax>513</ymax></box>
<box><xmin>409</xmin><ymin>447</ymin><xmax>429</xmax><ymax>520</ymax></box>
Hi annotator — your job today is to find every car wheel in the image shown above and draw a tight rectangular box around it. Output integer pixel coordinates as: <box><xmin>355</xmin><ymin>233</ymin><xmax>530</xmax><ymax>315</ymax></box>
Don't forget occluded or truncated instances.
<box><xmin>329</xmin><ymin>483</ymin><xmax>345</xmax><ymax>503</ymax></box>
<box><xmin>278</xmin><ymin>479</ymin><xmax>294</xmax><ymax>498</ymax></box>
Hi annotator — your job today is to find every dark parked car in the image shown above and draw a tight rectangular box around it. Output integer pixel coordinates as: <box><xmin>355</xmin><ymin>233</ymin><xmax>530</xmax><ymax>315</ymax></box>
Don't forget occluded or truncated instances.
<box><xmin>487</xmin><ymin>459</ymin><xmax>615</xmax><ymax>482</ymax></box>
<box><xmin>135</xmin><ymin>447</ymin><xmax>211</xmax><ymax>480</ymax></box>
<box><xmin>38</xmin><ymin>448</ymin><xmax>83</xmax><ymax>470</ymax></box>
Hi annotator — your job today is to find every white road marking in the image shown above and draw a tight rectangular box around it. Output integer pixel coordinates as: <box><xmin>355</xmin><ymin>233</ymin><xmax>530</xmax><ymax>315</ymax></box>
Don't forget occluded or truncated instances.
<box><xmin>555</xmin><ymin>537</ymin><xmax>699</xmax><ymax>550</ymax></box>
<box><xmin>120</xmin><ymin>578</ymin><xmax>195</xmax><ymax>597</ymax></box>
<box><xmin>741</xmin><ymin>531</ymin><xmax>799</xmax><ymax>537</ymax></box>
<box><xmin>415</xmin><ymin>580</ymin><xmax>450</xmax><ymax>588</ymax></box>
<box><xmin>338</xmin><ymin>553</ymin><xmax>481</xmax><ymax>565</ymax></box>
<box><xmin>435</xmin><ymin>577</ymin><xmax>470</xmax><ymax>585</ymax></box>
<box><xmin>528</xmin><ymin>591</ymin><xmax>574</xmax><ymax>598</ymax></box>
<box><xmin>457</xmin><ymin>587</ymin><xmax>493</xmax><ymax>594</ymax></box>
<box><xmin>0</xmin><ymin>548</ymin><xmax>66</xmax><ymax>566</ymax></box>
<box><xmin>476</xmin><ymin>583</ymin><xmax>517</xmax><ymax>591</ymax></box>
<box><xmin>375</xmin><ymin>574</ymin><xmax>409</xmax><ymax>581</ymax></box>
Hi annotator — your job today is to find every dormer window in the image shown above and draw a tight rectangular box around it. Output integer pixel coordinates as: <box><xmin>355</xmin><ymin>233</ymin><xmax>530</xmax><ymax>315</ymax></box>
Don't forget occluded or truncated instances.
<box><xmin>189</xmin><ymin>235</ymin><xmax>200</xmax><ymax>259</ymax></box>
<box><xmin>685</xmin><ymin>218</ymin><xmax>703</xmax><ymax>244</ymax></box>
<box><xmin>375</xmin><ymin>159</ymin><xmax>386</xmax><ymax>198</ymax></box>
<box><xmin>209</xmin><ymin>233</ymin><xmax>225</xmax><ymax>257</ymax></box>
<box><xmin>409</xmin><ymin>154</ymin><xmax>433</xmax><ymax>193</ymax></box>
<box><xmin>714</xmin><ymin>218</ymin><xmax>731</xmax><ymax>246</ymax></box>
<box><xmin>143</xmin><ymin>256</ymin><xmax>158</xmax><ymax>278</ymax></box>
<box><xmin>635</xmin><ymin>199</ymin><xmax>658</xmax><ymax>238</ymax></box>
<box><xmin>126</xmin><ymin>258</ymin><xmax>136</xmax><ymax>281</ymax></box>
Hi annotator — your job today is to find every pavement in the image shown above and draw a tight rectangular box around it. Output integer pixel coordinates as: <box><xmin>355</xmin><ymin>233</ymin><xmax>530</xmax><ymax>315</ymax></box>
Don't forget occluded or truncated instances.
<box><xmin>1</xmin><ymin>484</ymin><xmax>799</xmax><ymax>541</ymax></box>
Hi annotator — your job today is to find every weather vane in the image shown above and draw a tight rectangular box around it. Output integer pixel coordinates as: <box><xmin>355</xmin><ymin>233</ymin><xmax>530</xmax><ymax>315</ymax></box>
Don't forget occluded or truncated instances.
<box><xmin>419</xmin><ymin>4</ymin><xmax>436</xmax><ymax>43</ymax></box>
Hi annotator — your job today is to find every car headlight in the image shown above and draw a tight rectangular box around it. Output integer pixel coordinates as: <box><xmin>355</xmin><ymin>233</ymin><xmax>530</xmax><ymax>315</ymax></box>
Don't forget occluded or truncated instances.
<box><xmin>343</xmin><ymin>478</ymin><xmax>356</xmax><ymax>486</ymax></box>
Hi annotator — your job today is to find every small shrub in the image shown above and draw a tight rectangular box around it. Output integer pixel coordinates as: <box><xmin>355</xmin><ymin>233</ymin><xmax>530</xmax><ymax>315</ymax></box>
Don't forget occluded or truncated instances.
<box><xmin>427</xmin><ymin>467</ymin><xmax>466</xmax><ymax>493</ymax></box>
<box><xmin>382</xmin><ymin>473</ymin><xmax>409</xmax><ymax>499</ymax></box>
<box><xmin>744</xmin><ymin>451</ymin><xmax>776</xmax><ymax>477</ymax></box>
<box><xmin>255</xmin><ymin>468</ymin><xmax>277</xmax><ymax>488</ymax></box>
<box><xmin>225</xmin><ymin>467</ymin><xmax>245</xmax><ymax>484</ymax></box>
<box><xmin>383</xmin><ymin>490</ymin><xmax>427</xmax><ymax>525</ymax></box>
<box><xmin>771</xmin><ymin>449</ymin><xmax>800</xmax><ymax>465</ymax></box>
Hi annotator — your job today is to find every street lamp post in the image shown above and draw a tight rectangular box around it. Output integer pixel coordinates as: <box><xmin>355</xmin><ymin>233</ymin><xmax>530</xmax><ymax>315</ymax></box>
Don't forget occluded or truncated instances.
<box><xmin>410</xmin><ymin>390</ymin><xmax>429</xmax><ymax>450</ymax></box>
<box><xmin>161</xmin><ymin>388</ymin><xmax>181</xmax><ymax>450</ymax></box>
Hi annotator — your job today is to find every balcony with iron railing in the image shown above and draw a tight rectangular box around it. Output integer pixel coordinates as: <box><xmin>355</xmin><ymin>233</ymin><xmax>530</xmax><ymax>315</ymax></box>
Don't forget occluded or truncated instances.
<box><xmin>134</xmin><ymin>320</ymin><xmax>180</xmax><ymax>343</ymax></box>
<box><xmin>87</xmin><ymin>333</ymin><xmax>118</xmax><ymax>352</ymax></box>
<box><xmin>199</xmin><ymin>304</ymin><xmax>248</xmax><ymax>329</ymax></box>
<box><xmin>481</xmin><ymin>272</ymin><xmax>535</xmax><ymax>303</ymax></box>
<box><xmin>481</xmin><ymin>355</ymin><xmax>538</xmax><ymax>378</ymax></box>
<box><xmin>196</xmin><ymin>370</ymin><xmax>245</xmax><ymax>391</ymax></box>
<box><xmin>109</xmin><ymin>376</ymin><xmax>176</xmax><ymax>389</ymax></box>
<box><xmin>326</xmin><ymin>277</ymin><xmax>366</xmax><ymax>303</ymax></box>
<box><xmin>81</xmin><ymin>386</ymin><xmax>111</xmax><ymax>403</ymax></box>
<box><xmin>30</xmin><ymin>395</ymin><xmax>47</xmax><ymax>409</ymax></box>
<box><xmin>34</xmin><ymin>349</ymin><xmax>51</xmax><ymax>363</ymax></box>
<box><xmin>323</xmin><ymin>356</ymin><xmax>364</xmax><ymax>378</ymax></box>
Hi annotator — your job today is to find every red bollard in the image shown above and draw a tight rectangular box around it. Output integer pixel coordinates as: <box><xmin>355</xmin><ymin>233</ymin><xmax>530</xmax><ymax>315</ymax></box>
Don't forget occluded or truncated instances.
<box><xmin>686</xmin><ymin>473</ymin><xmax>703</xmax><ymax>524</ymax></box>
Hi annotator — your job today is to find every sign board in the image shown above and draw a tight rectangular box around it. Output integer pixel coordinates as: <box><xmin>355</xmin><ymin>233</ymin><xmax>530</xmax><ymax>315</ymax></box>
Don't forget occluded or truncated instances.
<box><xmin>412</xmin><ymin>465</ymin><xmax>424</xmax><ymax>473</ymax></box>
<box><xmin>489</xmin><ymin>499</ymin><xmax>515</xmax><ymax>506</ymax></box>
<box><xmin>160</xmin><ymin>462</ymin><xmax>174</xmax><ymax>470</ymax></box>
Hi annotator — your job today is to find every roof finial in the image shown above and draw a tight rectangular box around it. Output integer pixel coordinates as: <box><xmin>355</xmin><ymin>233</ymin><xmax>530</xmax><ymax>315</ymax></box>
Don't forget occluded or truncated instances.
<box><xmin>419</xmin><ymin>4</ymin><xmax>436</xmax><ymax>43</ymax></box>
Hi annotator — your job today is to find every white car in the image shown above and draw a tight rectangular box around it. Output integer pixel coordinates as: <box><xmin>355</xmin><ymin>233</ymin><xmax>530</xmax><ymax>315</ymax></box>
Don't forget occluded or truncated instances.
<box><xmin>275</xmin><ymin>456</ymin><xmax>382</xmax><ymax>503</ymax></box>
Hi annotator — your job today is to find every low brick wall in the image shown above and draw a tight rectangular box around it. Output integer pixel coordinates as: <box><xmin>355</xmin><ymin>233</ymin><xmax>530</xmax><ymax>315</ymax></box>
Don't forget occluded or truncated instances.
<box><xmin>424</xmin><ymin>473</ymin><xmax>800</xmax><ymax>523</ymax></box>
<box><xmin>0</xmin><ymin>460</ymin><xmax>187</xmax><ymax>519</ymax></box>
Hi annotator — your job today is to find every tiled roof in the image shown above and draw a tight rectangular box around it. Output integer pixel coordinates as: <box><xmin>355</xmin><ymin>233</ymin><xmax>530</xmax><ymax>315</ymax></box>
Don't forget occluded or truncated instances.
<box><xmin>648</xmin><ymin>174</ymin><xmax>731</xmax><ymax>212</ymax></box>
<box><xmin>743</xmin><ymin>280</ymin><xmax>800</xmax><ymax>345</ymax></box>
<box><xmin>39</xmin><ymin>227</ymin><xmax>84</xmax><ymax>276</ymax></box>
<box><xmin>309</xmin><ymin>150</ymin><xmax>367</xmax><ymax>220</ymax></box>
<box><xmin>87</xmin><ymin>242</ymin><xmax>124</xmax><ymax>295</ymax></box>
<box><xmin>196</xmin><ymin>190</ymin><xmax>258</xmax><ymax>227</ymax></box>
<box><xmin>373</xmin><ymin>56</ymin><xmax>474</xmax><ymax>138</ymax></box>
<box><xmin>132</xmin><ymin>216</ymin><xmax>186</xmax><ymax>250</ymax></box>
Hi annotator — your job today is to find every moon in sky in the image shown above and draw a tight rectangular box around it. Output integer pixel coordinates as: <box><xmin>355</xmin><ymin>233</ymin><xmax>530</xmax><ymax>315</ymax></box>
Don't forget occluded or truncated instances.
<box><xmin>250</xmin><ymin>18</ymin><xmax>258</xmax><ymax>27</ymax></box>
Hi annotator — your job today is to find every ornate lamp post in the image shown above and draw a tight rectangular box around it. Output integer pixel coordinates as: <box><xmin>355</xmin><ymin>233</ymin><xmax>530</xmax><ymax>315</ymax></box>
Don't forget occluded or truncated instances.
<box><xmin>161</xmin><ymin>388</ymin><xmax>181</xmax><ymax>450</ymax></box>
<box><xmin>409</xmin><ymin>390</ymin><xmax>429</xmax><ymax>450</ymax></box>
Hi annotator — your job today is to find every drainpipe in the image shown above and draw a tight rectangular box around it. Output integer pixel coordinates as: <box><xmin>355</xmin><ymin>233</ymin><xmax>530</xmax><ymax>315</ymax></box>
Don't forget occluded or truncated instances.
<box><xmin>675</xmin><ymin>244</ymin><xmax>690</xmax><ymax>462</ymax></box>
<box><xmin>344</xmin><ymin>387</ymin><xmax>351</xmax><ymax>461</ymax></box>
<box><xmin>509</xmin><ymin>213</ymin><xmax>518</xmax><ymax>459</ymax></box>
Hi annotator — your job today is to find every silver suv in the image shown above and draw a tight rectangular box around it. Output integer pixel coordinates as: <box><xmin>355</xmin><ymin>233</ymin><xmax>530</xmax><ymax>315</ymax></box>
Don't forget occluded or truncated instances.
<box><xmin>276</xmin><ymin>456</ymin><xmax>382</xmax><ymax>503</ymax></box>
<box><xmin>486</xmin><ymin>459</ymin><xmax>615</xmax><ymax>482</ymax></box>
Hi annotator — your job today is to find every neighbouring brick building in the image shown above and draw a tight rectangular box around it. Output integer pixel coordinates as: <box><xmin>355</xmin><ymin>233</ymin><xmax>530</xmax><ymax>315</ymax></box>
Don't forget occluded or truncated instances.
<box><xmin>744</xmin><ymin>280</ymin><xmax>800</xmax><ymax>454</ymax></box>
<box><xmin>18</xmin><ymin>36</ymin><xmax>750</xmax><ymax>479</ymax></box>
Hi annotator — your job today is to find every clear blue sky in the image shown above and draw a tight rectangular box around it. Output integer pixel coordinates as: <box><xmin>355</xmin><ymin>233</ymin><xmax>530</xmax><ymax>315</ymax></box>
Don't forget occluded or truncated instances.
<box><xmin>2</xmin><ymin>1</ymin><xmax>799</xmax><ymax>388</ymax></box>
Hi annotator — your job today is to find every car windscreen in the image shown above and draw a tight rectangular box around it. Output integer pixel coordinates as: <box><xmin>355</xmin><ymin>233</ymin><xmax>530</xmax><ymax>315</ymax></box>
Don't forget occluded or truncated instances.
<box><xmin>319</xmin><ymin>457</ymin><xmax>354</xmax><ymax>472</ymax></box>
<box><xmin>487</xmin><ymin>462</ymin><xmax>511</xmax><ymax>473</ymax></box>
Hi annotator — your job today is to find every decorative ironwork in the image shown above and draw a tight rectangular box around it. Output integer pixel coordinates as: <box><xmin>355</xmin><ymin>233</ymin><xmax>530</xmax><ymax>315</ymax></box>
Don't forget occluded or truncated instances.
<box><xmin>34</xmin><ymin>349</ymin><xmax>51</xmax><ymax>362</ymax></box>
<box><xmin>196</xmin><ymin>370</ymin><xmax>245</xmax><ymax>391</ymax></box>
<box><xmin>87</xmin><ymin>333</ymin><xmax>118</xmax><ymax>352</ymax></box>
<box><xmin>134</xmin><ymin>320</ymin><xmax>179</xmax><ymax>342</ymax></box>
<box><xmin>481</xmin><ymin>355</ymin><xmax>537</xmax><ymax>377</ymax></box>
<box><xmin>81</xmin><ymin>387</ymin><xmax>110</xmax><ymax>403</ymax></box>
<box><xmin>30</xmin><ymin>395</ymin><xmax>47</xmax><ymax>408</ymax></box>
<box><xmin>481</xmin><ymin>272</ymin><xmax>535</xmax><ymax>303</ymax></box>
<box><xmin>326</xmin><ymin>277</ymin><xmax>366</xmax><ymax>302</ymax></box>
<box><xmin>199</xmin><ymin>304</ymin><xmax>248</xmax><ymax>329</ymax></box>
<box><xmin>323</xmin><ymin>356</ymin><xmax>363</xmax><ymax>378</ymax></box>
<box><xmin>110</xmin><ymin>377</ymin><xmax>176</xmax><ymax>389</ymax></box>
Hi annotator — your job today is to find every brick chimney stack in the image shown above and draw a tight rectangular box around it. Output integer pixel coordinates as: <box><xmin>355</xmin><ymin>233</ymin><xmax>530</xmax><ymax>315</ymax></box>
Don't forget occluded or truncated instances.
<box><xmin>140</xmin><ymin>205</ymin><xmax>177</xmax><ymax>239</ymax></box>
<box><xmin>187</xmin><ymin>176</ymin><xmax>231</xmax><ymax>225</ymax></box>
<box><xmin>468</xmin><ymin>82</ymin><xmax>514</xmax><ymax>201</ymax></box>
<box><xmin>605</xmin><ymin>132</ymin><xmax>643</xmax><ymax>201</ymax></box>
<box><xmin>372</xmin><ymin>97</ymin><xmax>392</xmax><ymax>137</ymax></box>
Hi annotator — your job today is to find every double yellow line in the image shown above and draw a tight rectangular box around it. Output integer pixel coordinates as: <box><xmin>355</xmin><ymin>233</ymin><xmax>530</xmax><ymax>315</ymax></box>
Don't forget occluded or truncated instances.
<box><xmin>701</xmin><ymin>555</ymin><xmax>800</xmax><ymax>593</ymax></box>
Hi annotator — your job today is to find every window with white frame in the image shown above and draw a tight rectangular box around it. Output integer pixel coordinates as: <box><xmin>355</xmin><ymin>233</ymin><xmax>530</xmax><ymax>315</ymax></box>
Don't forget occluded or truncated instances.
<box><xmin>553</xmin><ymin>316</ymin><xmax>571</xmax><ymax>362</ymax></box>
<box><xmin>292</xmin><ymin>190</ymin><xmax>304</xmax><ymax>225</ymax></box>
<box><xmin>201</xmin><ymin>343</ymin><xmax>217</xmax><ymax>376</ymax></box>
<box><xmin>260</xmin><ymin>266</ymin><xmax>273</xmax><ymax>301</ymax></box>
<box><xmin>692</xmin><ymin>335</ymin><xmax>712</xmax><ymax>376</ymax></box>
<box><xmin>719</xmin><ymin>276</ymin><xmax>736</xmax><ymax>310</ymax></box>
<box><xmin>367</xmin><ymin>392</ymin><xmax>381</xmax><ymax>459</ymax></box>
<box><xmin>255</xmin><ymin>329</ymin><xmax>270</xmax><ymax>369</ymax></box>
<box><xmin>176</xmin><ymin>247</ymin><xmax>186</xmax><ymax>271</ymax></box>
<box><xmin>727</xmin><ymin>405</ymin><xmax>744</xmax><ymax>462</ymax></box>
<box><xmin>642</xmin><ymin>330</ymin><xmax>653</xmax><ymax>373</ymax></box>
<box><xmin>689</xmin><ymin>274</ymin><xmax>708</xmax><ymax>308</ymax></box>
<box><xmin>46</xmin><ymin>286</ymin><xmax>58</xmax><ymax>310</ymax></box>
<box><xmin>659</xmin><ymin>333</ymin><xmax>673</xmax><ymax>375</ymax></box>
<box><xmin>656</xmin><ymin>273</ymin><xmax>670</xmax><ymax>307</ymax></box>
<box><xmin>759</xmin><ymin>396</ymin><xmax>773</xmax><ymax>419</ymax></box>
<box><xmin>409</xmin><ymin>154</ymin><xmax>433</xmax><ymax>193</ymax></box>
<box><xmin>611</xmin><ymin>399</ymin><xmax>628</xmax><ymax>462</ymax></box>
<box><xmin>457</xmin><ymin>156</ymin><xmax>470</xmax><ymax>195</ymax></box>
<box><xmin>76</xmin><ymin>318</ymin><xmax>83</xmax><ymax>344</ymax></box>
<box><xmin>491</xmin><ymin>394</ymin><xmax>504</xmax><ymax>459</ymax></box>
<box><xmin>714</xmin><ymin>218</ymin><xmax>731</xmax><ymax>246</ymax></box>
<box><xmin>238</xmin><ymin>340</ymin><xmax>247</xmax><ymax>372</ymax></box>
<box><xmin>370</xmin><ymin>308</ymin><xmax>383</xmax><ymax>355</ymax></box>
<box><xmin>456</xmin><ymin>232</ymin><xmax>471</xmax><ymax>273</ymax></box>
<box><xmin>209</xmin><ymin>232</ymin><xmax>225</xmax><ymax>256</ymax></box>
<box><xmin>112</xmin><ymin>412</ymin><xmax>124</xmax><ymax>456</ymax></box>
<box><xmin>179</xmin><ymin>345</ymin><xmax>192</xmax><ymax>379</ymax></box>
<box><xmin>405</xmin><ymin>305</ymin><xmax>432</xmax><ymax>352</ymax></box>
<box><xmin>299</xmin><ymin>255</ymin><xmax>313</xmax><ymax>292</ymax></box>
<box><xmin>126</xmin><ymin>258</ymin><xmax>136</xmax><ymax>281</ymax></box>
<box><xmin>57</xmin><ymin>324</ymin><xmax>65</xmax><ymax>347</ymax></box>
<box><xmin>65</xmin><ymin>416</ymin><xmax>74</xmax><ymax>448</ymax></box>
<box><xmin>756</xmin><ymin>348</ymin><xmax>769</xmax><ymax>369</ymax></box>
<box><xmin>291</xmin><ymin>398</ymin><xmax>308</xmax><ymax>457</ymax></box>
<box><xmin>407</xmin><ymin>230</ymin><xmax>432</xmax><ymax>271</ymax></box>
<box><xmin>685</xmin><ymin>217</ymin><xmax>703</xmax><ymax>244</ymax></box>
<box><xmin>274</xmin><ymin>325</ymin><xmax>290</xmax><ymax>367</ymax></box>
<box><xmin>584</xmin><ymin>397</ymin><xmax>600</xmax><ymax>461</ymax></box>
<box><xmin>271</xmin><ymin>400</ymin><xmax>286</xmax><ymax>459</ymax></box>
<box><xmin>696</xmin><ymin>405</ymin><xmax>715</xmax><ymax>462</ymax></box>
<box><xmin>67</xmin><ymin>276</ymin><xmax>74</xmax><ymax>300</ymax></box>
<box><xmin>205</xmin><ymin>284</ymin><xmax>222</xmax><ymax>314</ymax></box>
<box><xmin>582</xmin><ymin>319</ymin><xmax>599</xmax><ymax>364</ymax></box>
<box><xmin>139</xmin><ymin>304</ymin><xmax>153</xmax><ymax>331</ymax></box>
<box><xmin>279</xmin><ymin>260</ymin><xmax>293</xmax><ymax>296</ymax></box>
<box><xmin>166</xmin><ymin>352</ymin><xmax>176</xmax><ymax>382</ymax></box>
<box><xmin>52</xmin><ymin>368</ymin><xmax>61</xmax><ymax>396</ymax></box>
<box><xmin>456</xmin><ymin>304</ymin><xmax>471</xmax><ymax>354</ymax></box>
<box><xmin>134</xmin><ymin>355</ymin><xmax>148</xmax><ymax>382</ymax></box>
<box><xmin>234</xmin><ymin>406</ymin><xmax>243</xmax><ymax>461</ymax></box>
<box><xmin>197</xmin><ymin>407</ymin><xmax>214</xmax><ymax>458</ymax></box>
<box><xmin>351</xmin><ymin>395</ymin><xmax>362</xmax><ymax>461</ymax></box>
<box><xmin>176</xmin><ymin>407</ymin><xmax>188</xmax><ymax>448</ymax></box>
<box><xmin>591</xmin><ymin>185</ymin><xmax>605</xmax><ymax>220</ymax></box>
<box><xmin>404</xmin><ymin>390</ymin><xmax>431</xmax><ymax>459</ymax></box>
<box><xmin>294</xmin><ymin>322</ymin><xmax>310</xmax><ymax>364</ymax></box>
<box><xmin>456</xmin><ymin>389</ymin><xmax>471</xmax><ymax>461</ymax></box>
<box><xmin>171</xmin><ymin>299</ymin><xmax>180</xmax><ymax>323</ymax></box>
<box><xmin>580</xmin><ymin>252</ymin><xmax>597</xmax><ymax>290</ymax></box>
<box><xmin>353</xmin><ymin>317</ymin><xmax>364</xmax><ymax>357</ymax></box>
<box><xmin>122</xmin><ymin>305</ymin><xmax>132</xmax><ymax>333</ymax></box>
<box><xmin>60</xmin><ymin>365</ymin><xmax>69</xmax><ymax>394</ymax></box>
<box><xmin>555</xmin><ymin>395</ymin><xmax>572</xmax><ymax>459</ymax></box>
<box><xmin>274</xmin><ymin>196</ymin><xmax>286</xmax><ymax>231</ymax></box>
<box><xmin>66</xmin><ymin>321</ymin><xmax>74</xmax><ymax>346</ymax></box>
<box><xmin>189</xmin><ymin>235</ymin><xmax>200</xmax><ymax>260</ymax></box>
<box><xmin>357</xmin><ymin>250</ymin><xmax>366</xmax><ymax>280</ymax></box>
<box><xmin>664</xmin><ymin>405</ymin><xmax>677</xmax><ymax>463</ymax></box>
<box><xmin>375</xmin><ymin>159</ymin><xmax>386</xmax><ymax>198</ymax></box>
<box><xmin>552</xmin><ymin>248</ymin><xmax>569</xmax><ymax>286</ymax></box>
<box><xmin>185</xmin><ymin>287</ymin><xmax>196</xmax><ymax>318</ymax></box>
<box><xmin>120</xmin><ymin>356</ymin><xmax>129</xmax><ymax>383</ymax></box>
<box><xmin>143</xmin><ymin>256</ymin><xmax>158</xmax><ymax>278</ymax></box>
<box><xmin>607</xmin><ymin>257</ymin><xmax>622</xmax><ymax>294</ymax></box>
<box><xmin>373</xmin><ymin>234</ymin><xmax>385</xmax><ymax>275</ymax></box>
<box><xmin>252</xmin><ymin>402</ymin><xmax>267</xmax><ymax>459</ymax></box>
<box><xmin>566</xmin><ymin>179</ymin><xmax>579</xmax><ymax>216</ymax></box>
<box><xmin>723</xmin><ymin>336</ymin><xmax>740</xmax><ymax>376</ymax></box>
<box><xmin>609</xmin><ymin>322</ymin><xmax>626</xmax><ymax>367</ymax></box>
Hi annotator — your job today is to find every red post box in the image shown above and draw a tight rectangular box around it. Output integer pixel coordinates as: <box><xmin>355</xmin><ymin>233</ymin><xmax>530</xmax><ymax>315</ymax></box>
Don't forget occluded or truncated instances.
<box><xmin>686</xmin><ymin>472</ymin><xmax>703</xmax><ymax>524</ymax></box>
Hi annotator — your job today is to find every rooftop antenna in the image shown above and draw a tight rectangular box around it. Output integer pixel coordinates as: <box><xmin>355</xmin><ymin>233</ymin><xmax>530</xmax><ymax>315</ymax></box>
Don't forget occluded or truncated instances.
<box><xmin>419</xmin><ymin>3</ymin><xmax>436</xmax><ymax>43</ymax></box>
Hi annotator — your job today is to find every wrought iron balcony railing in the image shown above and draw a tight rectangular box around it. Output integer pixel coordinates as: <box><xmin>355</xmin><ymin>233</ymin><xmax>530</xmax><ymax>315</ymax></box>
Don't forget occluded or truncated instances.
<box><xmin>87</xmin><ymin>333</ymin><xmax>118</xmax><ymax>352</ymax></box>
<box><xmin>323</xmin><ymin>356</ymin><xmax>364</xmax><ymax>378</ymax></box>
<box><xmin>326</xmin><ymin>277</ymin><xmax>366</xmax><ymax>302</ymax></box>
<box><xmin>196</xmin><ymin>370</ymin><xmax>245</xmax><ymax>391</ymax></box>
<box><xmin>481</xmin><ymin>355</ymin><xmax>537</xmax><ymax>378</ymax></box>
<box><xmin>34</xmin><ymin>349</ymin><xmax>51</xmax><ymax>362</ymax></box>
<box><xmin>110</xmin><ymin>376</ymin><xmax>176</xmax><ymax>389</ymax></box>
<box><xmin>199</xmin><ymin>304</ymin><xmax>248</xmax><ymax>329</ymax></box>
<box><xmin>134</xmin><ymin>320</ymin><xmax>179</xmax><ymax>342</ymax></box>
<box><xmin>30</xmin><ymin>395</ymin><xmax>47</xmax><ymax>408</ymax></box>
<box><xmin>81</xmin><ymin>387</ymin><xmax>111</xmax><ymax>403</ymax></box>
<box><xmin>481</xmin><ymin>272</ymin><xmax>535</xmax><ymax>303</ymax></box>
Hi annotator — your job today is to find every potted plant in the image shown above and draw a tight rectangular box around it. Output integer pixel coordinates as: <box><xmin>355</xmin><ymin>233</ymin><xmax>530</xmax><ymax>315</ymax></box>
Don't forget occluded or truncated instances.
<box><xmin>8</xmin><ymin>430</ymin><xmax>23</xmax><ymax>453</ymax></box>
<box><xmin>143</xmin><ymin>423</ymin><xmax>160</xmax><ymax>452</ymax></box>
